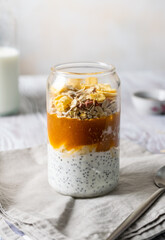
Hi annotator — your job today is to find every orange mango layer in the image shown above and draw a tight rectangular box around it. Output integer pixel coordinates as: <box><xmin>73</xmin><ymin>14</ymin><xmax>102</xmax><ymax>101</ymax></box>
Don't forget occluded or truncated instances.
<box><xmin>47</xmin><ymin>112</ymin><xmax>120</xmax><ymax>152</ymax></box>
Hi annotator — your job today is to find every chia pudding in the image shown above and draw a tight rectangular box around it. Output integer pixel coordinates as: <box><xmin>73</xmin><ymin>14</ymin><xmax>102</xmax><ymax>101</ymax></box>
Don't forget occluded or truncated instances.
<box><xmin>47</xmin><ymin>67</ymin><xmax>120</xmax><ymax>198</ymax></box>
<box><xmin>48</xmin><ymin>145</ymin><xmax>119</xmax><ymax>197</ymax></box>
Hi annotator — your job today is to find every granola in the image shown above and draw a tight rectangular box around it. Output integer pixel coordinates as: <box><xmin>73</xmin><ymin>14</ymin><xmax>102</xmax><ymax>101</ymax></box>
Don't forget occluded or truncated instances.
<box><xmin>49</xmin><ymin>77</ymin><xmax>118</xmax><ymax>119</ymax></box>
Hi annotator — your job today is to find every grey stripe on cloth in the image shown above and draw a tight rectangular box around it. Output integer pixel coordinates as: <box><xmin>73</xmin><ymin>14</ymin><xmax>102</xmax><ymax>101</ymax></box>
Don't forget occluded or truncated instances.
<box><xmin>0</xmin><ymin>139</ymin><xmax>164</xmax><ymax>240</ymax></box>
<box><xmin>123</xmin><ymin>220</ymin><xmax>165</xmax><ymax>240</ymax></box>
<box><xmin>123</xmin><ymin>213</ymin><xmax>165</xmax><ymax>238</ymax></box>
<box><xmin>0</xmin><ymin>218</ymin><xmax>23</xmax><ymax>240</ymax></box>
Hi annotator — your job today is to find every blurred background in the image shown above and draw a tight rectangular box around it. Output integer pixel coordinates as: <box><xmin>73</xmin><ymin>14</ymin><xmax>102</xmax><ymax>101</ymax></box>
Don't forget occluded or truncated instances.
<box><xmin>0</xmin><ymin>0</ymin><xmax>165</xmax><ymax>153</ymax></box>
<box><xmin>6</xmin><ymin>0</ymin><xmax>165</xmax><ymax>74</ymax></box>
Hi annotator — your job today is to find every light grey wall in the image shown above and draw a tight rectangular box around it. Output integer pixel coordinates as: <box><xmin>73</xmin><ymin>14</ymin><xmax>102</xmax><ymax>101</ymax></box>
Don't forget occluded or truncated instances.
<box><xmin>9</xmin><ymin>0</ymin><xmax>165</xmax><ymax>73</ymax></box>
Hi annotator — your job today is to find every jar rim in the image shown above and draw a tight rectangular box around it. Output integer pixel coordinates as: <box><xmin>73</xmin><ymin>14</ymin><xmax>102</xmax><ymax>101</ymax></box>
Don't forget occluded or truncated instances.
<box><xmin>51</xmin><ymin>62</ymin><xmax>116</xmax><ymax>77</ymax></box>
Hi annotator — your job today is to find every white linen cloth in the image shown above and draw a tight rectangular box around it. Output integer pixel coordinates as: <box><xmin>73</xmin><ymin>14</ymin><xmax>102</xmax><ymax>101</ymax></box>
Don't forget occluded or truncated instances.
<box><xmin>0</xmin><ymin>139</ymin><xmax>165</xmax><ymax>240</ymax></box>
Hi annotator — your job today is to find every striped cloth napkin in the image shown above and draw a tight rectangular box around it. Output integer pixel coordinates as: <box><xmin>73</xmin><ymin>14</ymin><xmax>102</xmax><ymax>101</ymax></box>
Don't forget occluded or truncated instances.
<box><xmin>0</xmin><ymin>139</ymin><xmax>164</xmax><ymax>240</ymax></box>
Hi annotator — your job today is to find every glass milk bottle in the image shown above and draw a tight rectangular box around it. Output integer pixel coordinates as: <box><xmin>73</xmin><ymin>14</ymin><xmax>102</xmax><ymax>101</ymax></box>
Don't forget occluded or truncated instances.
<box><xmin>47</xmin><ymin>62</ymin><xmax>120</xmax><ymax>198</ymax></box>
<box><xmin>0</xmin><ymin>5</ymin><xmax>19</xmax><ymax>116</ymax></box>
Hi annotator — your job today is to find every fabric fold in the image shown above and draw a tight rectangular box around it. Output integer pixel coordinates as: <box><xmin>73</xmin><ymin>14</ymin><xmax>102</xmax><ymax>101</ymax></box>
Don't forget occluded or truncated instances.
<box><xmin>0</xmin><ymin>139</ymin><xmax>164</xmax><ymax>240</ymax></box>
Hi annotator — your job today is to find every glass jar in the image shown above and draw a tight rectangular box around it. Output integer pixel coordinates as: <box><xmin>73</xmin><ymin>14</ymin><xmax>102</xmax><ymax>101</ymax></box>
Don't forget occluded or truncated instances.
<box><xmin>47</xmin><ymin>62</ymin><xmax>120</xmax><ymax>198</ymax></box>
<box><xmin>0</xmin><ymin>3</ymin><xmax>19</xmax><ymax>116</ymax></box>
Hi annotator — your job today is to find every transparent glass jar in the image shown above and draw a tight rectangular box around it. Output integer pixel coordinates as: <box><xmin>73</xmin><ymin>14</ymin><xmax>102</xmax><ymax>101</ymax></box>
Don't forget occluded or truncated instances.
<box><xmin>47</xmin><ymin>62</ymin><xmax>120</xmax><ymax>198</ymax></box>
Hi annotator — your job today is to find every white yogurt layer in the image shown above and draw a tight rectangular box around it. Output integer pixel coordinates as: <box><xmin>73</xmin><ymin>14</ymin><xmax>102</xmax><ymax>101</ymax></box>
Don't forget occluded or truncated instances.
<box><xmin>48</xmin><ymin>144</ymin><xmax>119</xmax><ymax>197</ymax></box>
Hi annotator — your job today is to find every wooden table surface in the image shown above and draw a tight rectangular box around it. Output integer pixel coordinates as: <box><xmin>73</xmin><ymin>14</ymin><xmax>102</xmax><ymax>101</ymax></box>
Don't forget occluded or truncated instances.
<box><xmin>0</xmin><ymin>72</ymin><xmax>165</xmax><ymax>239</ymax></box>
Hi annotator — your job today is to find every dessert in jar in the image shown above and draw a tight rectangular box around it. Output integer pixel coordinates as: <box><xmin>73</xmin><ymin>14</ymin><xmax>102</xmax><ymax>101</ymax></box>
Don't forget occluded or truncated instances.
<box><xmin>47</xmin><ymin>62</ymin><xmax>120</xmax><ymax>197</ymax></box>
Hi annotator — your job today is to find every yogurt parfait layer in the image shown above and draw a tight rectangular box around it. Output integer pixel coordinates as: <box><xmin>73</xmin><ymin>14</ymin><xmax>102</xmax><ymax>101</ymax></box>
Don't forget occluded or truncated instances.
<box><xmin>47</xmin><ymin>74</ymin><xmax>120</xmax><ymax>197</ymax></box>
